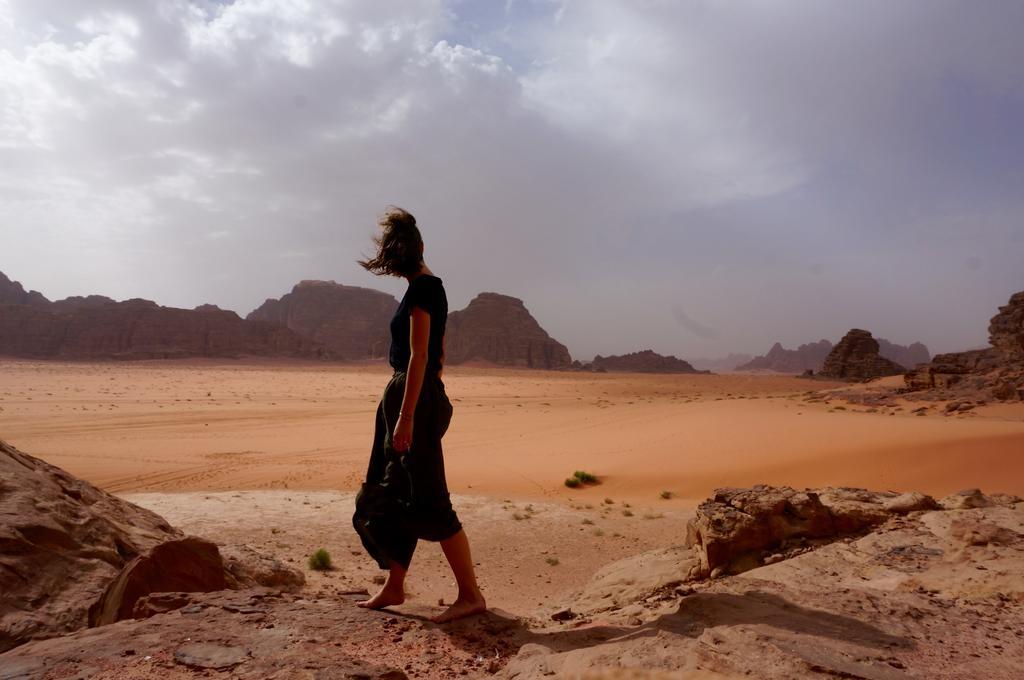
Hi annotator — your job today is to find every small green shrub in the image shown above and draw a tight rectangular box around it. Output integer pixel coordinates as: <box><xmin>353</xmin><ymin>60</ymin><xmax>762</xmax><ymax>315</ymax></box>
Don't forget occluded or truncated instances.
<box><xmin>660</xmin><ymin>491</ymin><xmax>673</xmax><ymax>500</ymax></box>
<box><xmin>308</xmin><ymin>548</ymin><xmax>332</xmax><ymax>571</ymax></box>
<box><xmin>573</xmin><ymin>470</ymin><xmax>598</xmax><ymax>484</ymax></box>
<box><xmin>621</xmin><ymin>509</ymin><xmax>634</xmax><ymax>517</ymax></box>
<box><xmin>603</xmin><ymin>498</ymin><xmax>614</xmax><ymax>505</ymax></box>
<box><xmin>564</xmin><ymin>477</ymin><xmax>581</xmax><ymax>488</ymax></box>
<box><xmin>545</xmin><ymin>556</ymin><xmax>560</xmax><ymax>566</ymax></box>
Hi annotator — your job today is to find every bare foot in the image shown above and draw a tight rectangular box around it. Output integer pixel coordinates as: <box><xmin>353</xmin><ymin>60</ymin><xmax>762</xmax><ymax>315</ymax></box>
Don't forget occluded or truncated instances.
<box><xmin>357</xmin><ymin>586</ymin><xmax>405</xmax><ymax>610</ymax></box>
<box><xmin>431</xmin><ymin>595</ymin><xmax>487</xmax><ymax>623</ymax></box>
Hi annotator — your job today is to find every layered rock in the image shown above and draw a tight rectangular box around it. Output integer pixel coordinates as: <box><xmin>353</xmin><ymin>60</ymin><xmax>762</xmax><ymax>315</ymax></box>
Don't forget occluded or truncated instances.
<box><xmin>510</xmin><ymin>485</ymin><xmax>1024</xmax><ymax>679</ymax></box>
<box><xmin>246</xmin><ymin>280</ymin><xmax>396</xmax><ymax>359</ymax></box>
<box><xmin>585</xmin><ymin>349</ymin><xmax>708</xmax><ymax>374</ymax></box>
<box><xmin>737</xmin><ymin>340</ymin><xmax>834</xmax><ymax>373</ymax></box>
<box><xmin>904</xmin><ymin>290</ymin><xmax>1024</xmax><ymax>400</ymax></box>
<box><xmin>445</xmin><ymin>292</ymin><xmax>572</xmax><ymax>369</ymax></box>
<box><xmin>819</xmin><ymin>329</ymin><xmax>905</xmax><ymax>381</ymax></box>
<box><xmin>0</xmin><ymin>440</ymin><xmax>302</xmax><ymax>652</ymax></box>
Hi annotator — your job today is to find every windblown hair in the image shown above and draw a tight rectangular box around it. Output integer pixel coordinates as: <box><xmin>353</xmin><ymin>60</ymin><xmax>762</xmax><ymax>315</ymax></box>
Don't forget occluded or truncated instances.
<box><xmin>358</xmin><ymin>207</ymin><xmax>424</xmax><ymax>277</ymax></box>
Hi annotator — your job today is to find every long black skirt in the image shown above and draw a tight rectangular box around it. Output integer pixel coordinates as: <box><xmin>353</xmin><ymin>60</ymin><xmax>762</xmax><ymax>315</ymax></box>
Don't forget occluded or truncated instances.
<box><xmin>352</xmin><ymin>371</ymin><xmax>461</xmax><ymax>570</ymax></box>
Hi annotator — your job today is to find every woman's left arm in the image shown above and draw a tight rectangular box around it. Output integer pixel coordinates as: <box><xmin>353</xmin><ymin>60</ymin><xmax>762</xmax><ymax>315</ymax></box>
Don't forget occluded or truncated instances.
<box><xmin>392</xmin><ymin>306</ymin><xmax>430</xmax><ymax>452</ymax></box>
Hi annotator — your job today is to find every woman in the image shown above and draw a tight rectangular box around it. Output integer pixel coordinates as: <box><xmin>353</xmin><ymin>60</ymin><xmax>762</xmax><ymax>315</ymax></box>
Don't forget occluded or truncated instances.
<box><xmin>352</xmin><ymin>207</ymin><xmax>486</xmax><ymax>623</ymax></box>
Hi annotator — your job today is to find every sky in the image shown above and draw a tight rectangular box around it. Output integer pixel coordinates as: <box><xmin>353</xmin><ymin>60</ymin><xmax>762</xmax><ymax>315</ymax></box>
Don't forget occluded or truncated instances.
<box><xmin>1</xmin><ymin>0</ymin><xmax>1023</xmax><ymax>360</ymax></box>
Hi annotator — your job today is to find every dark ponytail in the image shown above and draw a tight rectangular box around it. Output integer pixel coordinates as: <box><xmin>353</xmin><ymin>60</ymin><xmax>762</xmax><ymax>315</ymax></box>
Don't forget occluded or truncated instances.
<box><xmin>358</xmin><ymin>206</ymin><xmax>424</xmax><ymax>277</ymax></box>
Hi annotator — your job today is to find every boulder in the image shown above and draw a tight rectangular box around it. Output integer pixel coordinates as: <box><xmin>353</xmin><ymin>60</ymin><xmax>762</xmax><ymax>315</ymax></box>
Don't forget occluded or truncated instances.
<box><xmin>89</xmin><ymin>537</ymin><xmax>226</xmax><ymax>626</ymax></box>
<box><xmin>685</xmin><ymin>485</ymin><xmax>937</xmax><ymax>578</ymax></box>
<box><xmin>819</xmin><ymin>329</ymin><xmax>905</xmax><ymax>381</ymax></box>
<box><xmin>246</xmin><ymin>280</ymin><xmax>397</xmax><ymax>359</ymax></box>
<box><xmin>0</xmin><ymin>440</ymin><xmax>254</xmax><ymax>651</ymax></box>
<box><xmin>445</xmin><ymin>292</ymin><xmax>572</xmax><ymax>369</ymax></box>
<box><xmin>587</xmin><ymin>349</ymin><xmax>708</xmax><ymax>374</ymax></box>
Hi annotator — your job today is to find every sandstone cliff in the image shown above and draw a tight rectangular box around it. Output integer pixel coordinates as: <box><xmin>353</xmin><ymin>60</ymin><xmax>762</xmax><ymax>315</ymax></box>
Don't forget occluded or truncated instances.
<box><xmin>445</xmin><ymin>292</ymin><xmax>572</xmax><ymax>369</ymax></box>
<box><xmin>0</xmin><ymin>274</ymin><xmax>326</xmax><ymax>360</ymax></box>
<box><xmin>585</xmin><ymin>349</ymin><xmax>708</xmax><ymax>374</ymax></box>
<box><xmin>246</xmin><ymin>280</ymin><xmax>396</xmax><ymax>359</ymax></box>
<box><xmin>819</xmin><ymin>329</ymin><xmax>906</xmax><ymax>381</ymax></box>
<box><xmin>905</xmin><ymin>290</ymin><xmax>1024</xmax><ymax>400</ymax></box>
<box><xmin>0</xmin><ymin>271</ymin><xmax>49</xmax><ymax>307</ymax></box>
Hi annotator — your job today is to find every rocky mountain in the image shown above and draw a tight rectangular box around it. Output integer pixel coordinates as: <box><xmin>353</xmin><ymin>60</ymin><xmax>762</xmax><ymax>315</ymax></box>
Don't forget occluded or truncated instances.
<box><xmin>739</xmin><ymin>336</ymin><xmax>929</xmax><ymax>374</ymax></box>
<box><xmin>688</xmin><ymin>353</ymin><xmax>753</xmax><ymax>372</ymax></box>
<box><xmin>247</xmin><ymin>280</ymin><xmax>396</xmax><ymax>359</ymax></box>
<box><xmin>906</xmin><ymin>290</ymin><xmax>1024</xmax><ymax>400</ymax></box>
<box><xmin>582</xmin><ymin>349</ymin><xmax>708</xmax><ymax>374</ymax></box>
<box><xmin>0</xmin><ymin>272</ymin><xmax>325</xmax><ymax>360</ymax></box>
<box><xmin>736</xmin><ymin>339</ymin><xmax>833</xmax><ymax>373</ymax></box>
<box><xmin>819</xmin><ymin>328</ymin><xmax>906</xmax><ymax>381</ymax></box>
<box><xmin>0</xmin><ymin>271</ymin><xmax>49</xmax><ymax>307</ymax></box>
<box><xmin>876</xmin><ymin>338</ymin><xmax>931</xmax><ymax>369</ymax></box>
<box><xmin>445</xmin><ymin>292</ymin><xmax>572</xmax><ymax>369</ymax></box>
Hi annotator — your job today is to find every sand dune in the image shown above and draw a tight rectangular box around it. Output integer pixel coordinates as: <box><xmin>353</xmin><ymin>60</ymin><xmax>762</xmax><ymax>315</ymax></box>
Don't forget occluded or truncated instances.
<box><xmin>2</xmin><ymin>359</ymin><xmax>1022</xmax><ymax>504</ymax></box>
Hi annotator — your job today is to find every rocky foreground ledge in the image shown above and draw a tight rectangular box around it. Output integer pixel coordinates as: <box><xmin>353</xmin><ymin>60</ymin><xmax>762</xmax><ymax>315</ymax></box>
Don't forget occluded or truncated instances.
<box><xmin>2</xmin><ymin>440</ymin><xmax>1023</xmax><ymax>679</ymax></box>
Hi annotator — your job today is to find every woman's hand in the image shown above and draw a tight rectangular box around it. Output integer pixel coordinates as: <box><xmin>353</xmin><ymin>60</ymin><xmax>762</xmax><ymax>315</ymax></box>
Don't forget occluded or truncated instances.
<box><xmin>393</xmin><ymin>416</ymin><xmax>414</xmax><ymax>453</ymax></box>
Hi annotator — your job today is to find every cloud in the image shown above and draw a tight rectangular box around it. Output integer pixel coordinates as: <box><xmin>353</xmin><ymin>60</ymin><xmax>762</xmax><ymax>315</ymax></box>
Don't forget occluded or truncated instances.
<box><xmin>1</xmin><ymin>0</ymin><xmax>1022</xmax><ymax>359</ymax></box>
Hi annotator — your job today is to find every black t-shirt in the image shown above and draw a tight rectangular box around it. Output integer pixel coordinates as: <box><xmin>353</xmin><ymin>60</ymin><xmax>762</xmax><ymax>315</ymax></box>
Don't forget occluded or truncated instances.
<box><xmin>389</xmin><ymin>274</ymin><xmax>447</xmax><ymax>374</ymax></box>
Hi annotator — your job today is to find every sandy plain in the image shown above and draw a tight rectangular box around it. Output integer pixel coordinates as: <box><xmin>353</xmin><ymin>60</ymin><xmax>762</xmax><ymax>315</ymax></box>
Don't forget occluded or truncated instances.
<box><xmin>2</xmin><ymin>358</ymin><xmax>1024</xmax><ymax>617</ymax></box>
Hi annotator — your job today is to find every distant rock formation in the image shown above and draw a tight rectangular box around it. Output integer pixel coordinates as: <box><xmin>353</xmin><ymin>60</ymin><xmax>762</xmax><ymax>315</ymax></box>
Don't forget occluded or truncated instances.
<box><xmin>906</xmin><ymin>291</ymin><xmax>1024</xmax><ymax>400</ymax></box>
<box><xmin>740</xmin><ymin>336</ymin><xmax>929</xmax><ymax>374</ymax></box>
<box><xmin>737</xmin><ymin>340</ymin><xmax>833</xmax><ymax>373</ymax></box>
<box><xmin>819</xmin><ymin>329</ymin><xmax>905</xmax><ymax>381</ymax></box>
<box><xmin>688</xmin><ymin>353</ymin><xmax>753</xmax><ymax>373</ymax></box>
<box><xmin>0</xmin><ymin>271</ymin><xmax>325</xmax><ymax>360</ymax></box>
<box><xmin>445</xmin><ymin>292</ymin><xmax>571</xmax><ymax>369</ymax></box>
<box><xmin>876</xmin><ymin>338</ymin><xmax>931</xmax><ymax>369</ymax></box>
<box><xmin>0</xmin><ymin>271</ymin><xmax>49</xmax><ymax>307</ymax></box>
<box><xmin>583</xmin><ymin>349</ymin><xmax>708</xmax><ymax>374</ymax></box>
<box><xmin>247</xmin><ymin>280</ymin><xmax>396</xmax><ymax>359</ymax></box>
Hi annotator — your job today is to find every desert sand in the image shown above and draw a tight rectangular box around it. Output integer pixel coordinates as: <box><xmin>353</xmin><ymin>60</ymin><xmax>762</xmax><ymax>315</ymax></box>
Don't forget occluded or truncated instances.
<box><xmin>4</xmin><ymin>358</ymin><xmax>1024</xmax><ymax>677</ymax></box>
<box><xmin>2</xmin><ymin>359</ymin><xmax>1023</xmax><ymax>503</ymax></box>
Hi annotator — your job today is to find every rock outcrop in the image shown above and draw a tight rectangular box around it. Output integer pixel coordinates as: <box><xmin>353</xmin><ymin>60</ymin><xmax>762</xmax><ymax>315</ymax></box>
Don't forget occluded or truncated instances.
<box><xmin>507</xmin><ymin>485</ymin><xmax>1023</xmax><ymax>679</ymax></box>
<box><xmin>0</xmin><ymin>441</ymin><xmax>302</xmax><ymax>652</ymax></box>
<box><xmin>819</xmin><ymin>329</ymin><xmax>905</xmax><ymax>381</ymax></box>
<box><xmin>905</xmin><ymin>290</ymin><xmax>1024</xmax><ymax>400</ymax></box>
<box><xmin>246</xmin><ymin>280</ymin><xmax>397</xmax><ymax>359</ymax></box>
<box><xmin>737</xmin><ymin>340</ymin><xmax>834</xmax><ymax>373</ymax></box>
<box><xmin>0</xmin><ymin>274</ymin><xmax>326</xmax><ymax>360</ymax></box>
<box><xmin>739</xmin><ymin>337</ymin><xmax>928</xmax><ymax>374</ymax></box>
<box><xmin>445</xmin><ymin>293</ymin><xmax>572</xmax><ymax>369</ymax></box>
<box><xmin>876</xmin><ymin>338</ymin><xmax>931</xmax><ymax>369</ymax></box>
<box><xmin>583</xmin><ymin>349</ymin><xmax>708</xmax><ymax>374</ymax></box>
<box><xmin>0</xmin><ymin>271</ymin><xmax>49</xmax><ymax>307</ymax></box>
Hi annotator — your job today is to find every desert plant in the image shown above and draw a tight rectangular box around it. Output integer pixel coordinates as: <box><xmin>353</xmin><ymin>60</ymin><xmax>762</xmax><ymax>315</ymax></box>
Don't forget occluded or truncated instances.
<box><xmin>546</xmin><ymin>556</ymin><xmax>560</xmax><ymax>566</ymax></box>
<box><xmin>581</xmin><ymin>518</ymin><xmax>594</xmax><ymax>525</ymax></box>
<box><xmin>564</xmin><ymin>477</ymin><xmax>581</xmax><ymax>488</ymax></box>
<box><xmin>573</xmin><ymin>470</ymin><xmax>598</xmax><ymax>484</ymax></box>
<box><xmin>308</xmin><ymin>548</ymin><xmax>332</xmax><ymax>571</ymax></box>
<box><xmin>660</xmin><ymin>491</ymin><xmax>672</xmax><ymax>500</ymax></box>
<box><xmin>622</xmin><ymin>509</ymin><xmax>634</xmax><ymax>517</ymax></box>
